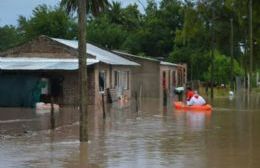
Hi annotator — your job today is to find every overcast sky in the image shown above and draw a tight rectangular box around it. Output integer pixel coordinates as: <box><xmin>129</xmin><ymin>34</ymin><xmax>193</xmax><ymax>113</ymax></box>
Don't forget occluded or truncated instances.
<box><xmin>0</xmin><ymin>0</ymin><xmax>155</xmax><ymax>27</ymax></box>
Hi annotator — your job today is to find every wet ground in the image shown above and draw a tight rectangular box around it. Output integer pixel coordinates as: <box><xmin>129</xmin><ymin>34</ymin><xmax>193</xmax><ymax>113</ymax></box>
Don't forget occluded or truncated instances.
<box><xmin>0</xmin><ymin>91</ymin><xmax>260</xmax><ymax>168</ymax></box>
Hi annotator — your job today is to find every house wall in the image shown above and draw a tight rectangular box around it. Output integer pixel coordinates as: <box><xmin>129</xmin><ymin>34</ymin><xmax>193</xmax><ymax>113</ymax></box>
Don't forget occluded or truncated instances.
<box><xmin>60</xmin><ymin>62</ymin><xmax>135</xmax><ymax>106</ymax></box>
<box><xmin>160</xmin><ymin>65</ymin><xmax>178</xmax><ymax>97</ymax></box>
<box><xmin>117</xmin><ymin>51</ymin><xmax>188</xmax><ymax>99</ymax></box>
<box><xmin>93</xmin><ymin>63</ymin><xmax>133</xmax><ymax>104</ymax></box>
<box><xmin>133</xmin><ymin>60</ymin><xmax>161</xmax><ymax>98</ymax></box>
<box><xmin>111</xmin><ymin>65</ymin><xmax>132</xmax><ymax>99</ymax></box>
<box><xmin>115</xmin><ymin>53</ymin><xmax>161</xmax><ymax>98</ymax></box>
<box><xmin>94</xmin><ymin>63</ymin><xmax>110</xmax><ymax>106</ymax></box>
<box><xmin>62</xmin><ymin>71</ymin><xmax>79</xmax><ymax>105</ymax></box>
<box><xmin>0</xmin><ymin>35</ymin><xmax>98</xmax><ymax>107</ymax></box>
<box><xmin>1</xmin><ymin>36</ymin><xmax>78</xmax><ymax>58</ymax></box>
<box><xmin>0</xmin><ymin>36</ymin><xmax>137</xmax><ymax>107</ymax></box>
<box><xmin>0</xmin><ymin>68</ymin><xmax>96</xmax><ymax>107</ymax></box>
<box><xmin>176</xmin><ymin>64</ymin><xmax>187</xmax><ymax>87</ymax></box>
<box><xmin>63</xmin><ymin>67</ymin><xmax>96</xmax><ymax>106</ymax></box>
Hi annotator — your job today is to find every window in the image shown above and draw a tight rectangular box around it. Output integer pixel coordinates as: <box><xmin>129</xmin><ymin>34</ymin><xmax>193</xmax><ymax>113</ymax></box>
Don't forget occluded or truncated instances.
<box><xmin>162</xmin><ymin>71</ymin><xmax>166</xmax><ymax>89</ymax></box>
<box><xmin>99</xmin><ymin>71</ymin><xmax>106</xmax><ymax>92</ymax></box>
<box><xmin>172</xmin><ymin>71</ymin><xmax>176</xmax><ymax>86</ymax></box>
<box><xmin>40</xmin><ymin>78</ymin><xmax>49</xmax><ymax>95</ymax></box>
<box><xmin>114</xmin><ymin>71</ymin><xmax>118</xmax><ymax>88</ymax></box>
<box><xmin>121</xmin><ymin>71</ymin><xmax>129</xmax><ymax>90</ymax></box>
<box><xmin>114</xmin><ymin>71</ymin><xmax>129</xmax><ymax>90</ymax></box>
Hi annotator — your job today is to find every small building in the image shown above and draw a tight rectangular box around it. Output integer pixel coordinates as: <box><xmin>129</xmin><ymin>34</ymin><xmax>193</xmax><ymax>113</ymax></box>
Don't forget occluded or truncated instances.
<box><xmin>0</xmin><ymin>35</ymin><xmax>139</xmax><ymax>107</ymax></box>
<box><xmin>113</xmin><ymin>51</ymin><xmax>187</xmax><ymax>99</ymax></box>
<box><xmin>160</xmin><ymin>61</ymin><xmax>187</xmax><ymax>94</ymax></box>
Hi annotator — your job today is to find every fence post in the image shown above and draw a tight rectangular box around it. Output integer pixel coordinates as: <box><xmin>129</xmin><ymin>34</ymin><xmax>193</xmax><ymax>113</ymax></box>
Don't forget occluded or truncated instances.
<box><xmin>102</xmin><ymin>93</ymin><xmax>106</xmax><ymax>119</ymax></box>
<box><xmin>50</xmin><ymin>97</ymin><xmax>55</xmax><ymax>130</ymax></box>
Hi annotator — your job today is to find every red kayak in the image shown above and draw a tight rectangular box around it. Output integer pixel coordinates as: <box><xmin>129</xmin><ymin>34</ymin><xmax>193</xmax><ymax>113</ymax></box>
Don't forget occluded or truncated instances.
<box><xmin>174</xmin><ymin>101</ymin><xmax>212</xmax><ymax>111</ymax></box>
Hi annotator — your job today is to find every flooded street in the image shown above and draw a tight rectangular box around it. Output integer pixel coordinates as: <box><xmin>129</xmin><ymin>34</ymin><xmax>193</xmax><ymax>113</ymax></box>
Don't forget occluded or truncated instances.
<box><xmin>1</xmin><ymin>92</ymin><xmax>260</xmax><ymax>168</ymax></box>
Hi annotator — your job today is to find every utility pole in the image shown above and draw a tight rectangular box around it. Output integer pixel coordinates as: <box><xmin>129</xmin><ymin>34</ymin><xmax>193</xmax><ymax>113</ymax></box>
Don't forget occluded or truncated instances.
<box><xmin>230</xmin><ymin>17</ymin><xmax>234</xmax><ymax>91</ymax></box>
<box><xmin>249</xmin><ymin>0</ymin><xmax>253</xmax><ymax>91</ymax></box>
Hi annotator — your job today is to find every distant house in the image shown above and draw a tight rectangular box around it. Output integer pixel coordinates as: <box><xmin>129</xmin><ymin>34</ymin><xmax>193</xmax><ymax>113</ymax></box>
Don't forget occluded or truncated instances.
<box><xmin>0</xmin><ymin>35</ymin><xmax>139</xmax><ymax>107</ymax></box>
<box><xmin>113</xmin><ymin>51</ymin><xmax>187</xmax><ymax>99</ymax></box>
<box><xmin>160</xmin><ymin>61</ymin><xmax>187</xmax><ymax>93</ymax></box>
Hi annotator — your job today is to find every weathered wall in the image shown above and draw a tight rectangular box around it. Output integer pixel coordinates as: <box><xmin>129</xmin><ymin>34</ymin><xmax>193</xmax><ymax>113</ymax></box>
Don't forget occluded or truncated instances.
<box><xmin>62</xmin><ymin>71</ymin><xmax>79</xmax><ymax>106</ymax></box>
<box><xmin>132</xmin><ymin>59</ymin><xmax>160</xmax><ymax>98</ymax></box>
<box><xmin>0</xmin><ymin>68</ymin><xmax>96</xmax><ymax>107</ymax></box>
<box><xmin>115</xmin><ymin>53</ymin><xmax>160</xmax><ymax>98</ymax></box>
<box><xmin>111</xmin><ymin>65</ymin><xmax>132</xmax><ymax>99</ymax></box>
<box><xmin>0</xmin><ymin>35</ymin><xmax>98</xmax><ymax>107</ymax></box>
<box><xmin>159</xmin><ymin>65</ymin><xmax>178</xmax><ymax>99</ymax></box>
<box><xmin>0</xmin><ymin>36</ymin><xmax>137</xmax><ymax>107</ymax></box>
<box><xmin>63</xmin><ymin>68</ymin><xmax>96</xmax><ymax>106</ymax></box>
<box><xmin>93</xmin><ymin>63</ymin><xmax>110</xmax><ymax>106</ymax></box>
<box><xmin>115</xmin><ymin>51</ymin><xmax>188</xmax><ymax>99</ymax></box>
<box><xmin>1</xmin><ymin>36</ymin><xmax>78</xmax><ymax>58</ymax></box>
<box><xmin>93</xmin><ymin>63</ymin><xmax>133</xmax><ymax>104</ymax></box>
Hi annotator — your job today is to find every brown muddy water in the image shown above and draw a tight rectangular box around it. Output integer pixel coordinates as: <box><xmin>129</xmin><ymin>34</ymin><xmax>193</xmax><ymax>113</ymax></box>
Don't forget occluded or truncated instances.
<box><xmin>0</xmin><ymin>91</ymin><xmax>260</xmax><ymax>168</ymax></box>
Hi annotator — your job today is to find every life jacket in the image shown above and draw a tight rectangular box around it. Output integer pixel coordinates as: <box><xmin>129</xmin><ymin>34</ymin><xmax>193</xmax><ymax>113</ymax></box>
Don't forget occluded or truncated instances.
<box><xmin>186</xmin><ymin>90</ymin><xmax>194</xmax><ymax>101</ymax></box>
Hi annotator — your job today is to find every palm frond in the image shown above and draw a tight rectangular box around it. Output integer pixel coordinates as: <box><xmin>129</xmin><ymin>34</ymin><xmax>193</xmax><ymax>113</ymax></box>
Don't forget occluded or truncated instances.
<box><xmin>60</xmin><ymin>0</ymin><xmax>109</xmax><ymax>16</ymax></box>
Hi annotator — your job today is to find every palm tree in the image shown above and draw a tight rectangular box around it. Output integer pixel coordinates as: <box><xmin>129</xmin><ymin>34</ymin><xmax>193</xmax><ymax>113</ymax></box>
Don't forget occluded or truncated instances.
<box><xmin>108</xmin><ymin>1</ymin><xmax>123</xmax><ymax>24</ymax></box>
<box><xmin>61</xmin><ymin>0</ymin><xmax>109</xmax><ymax>16</ymax></box>
<box><xmin>60</xmin><ymin>0</ymin><xmax>109</xmax><ymax>142</ymax></box>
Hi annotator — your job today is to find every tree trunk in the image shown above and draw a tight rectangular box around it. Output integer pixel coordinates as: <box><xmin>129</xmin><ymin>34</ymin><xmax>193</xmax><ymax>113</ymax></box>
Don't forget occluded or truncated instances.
<box><xmin>78</xmin><ymin>0</ymin><xmax>88</xmax><ymax>142</ymax></box>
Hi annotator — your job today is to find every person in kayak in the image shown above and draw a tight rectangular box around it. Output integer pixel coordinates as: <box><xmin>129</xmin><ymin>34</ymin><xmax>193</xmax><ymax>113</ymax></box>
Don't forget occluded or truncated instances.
<box><xmin>186</xmin><ymin>87</ymin><xmax>194</xmax><ymax>102</ymax></box>
<box><xmin>187</xmin><ymin>91</ymin><xmax>206</xmax><ymax>106</ymax></box>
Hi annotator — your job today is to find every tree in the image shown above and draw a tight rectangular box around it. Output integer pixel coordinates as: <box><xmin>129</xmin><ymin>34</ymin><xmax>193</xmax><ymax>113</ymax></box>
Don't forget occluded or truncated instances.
<box><xmin>17</xmin><ymin>5</ymin><xmax>76</xmax><ymax>40</ymax></box>
<box><xmin>203</xmin><ymin>50</ymin><xmax>243</xmax><ymax>85</ymax></box>
<box><xmin>0</xmin><ymin>25</ymin><xmax>24</xmax><ymax>51</ymax></box>
<box><xmin>170</xmin><ymin>0</ymin><xmax>249</xmax><ymax>84</ymax></box>
<box><xmin>87</xmin><ymin>17</ymin><xmax>127</xmax><ymax>49</ymax></box>
<box><xmin>107</xmin><ymin>1</ymin><xmax>123</xmax><ymax>24</ymax></box>
<box><xmin>60</xmin><ymin>0</ymin><xmax>108</xmax><ymax>142</ymax></box>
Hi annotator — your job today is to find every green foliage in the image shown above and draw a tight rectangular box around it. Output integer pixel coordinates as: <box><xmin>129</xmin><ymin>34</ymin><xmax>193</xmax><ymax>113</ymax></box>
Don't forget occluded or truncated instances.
<box><xmin>60</xmin><ymin>0</ymin><xmax>109</xmax><ymax>16</ymax></box>
<box><xmin>0</xmin><ymin>25</ymin><xmax>24</xmax><ymax>51</ymax></box>
<box><xmin>203</xmin><ymin>50</ymin><xmax>243</xmax><ymax>84</ymax></box>
<box><xmin>18</xmin><ymin>5</ymin><xmax>77</xmax><ymax>40</ymax></box>
<box><xmin>168</xmin><ymin>45</ymin><xmax>211</xmax><ymax>80</ymax></box>
<box><xmin>1</xmin><ymin>0</ymin><xmax>259</xmax><ymax>82</ymax></box>
<box><xmin>87</xmin><ymin>17</ymin><xmax>127</xmax><ymax>49</ymax></box>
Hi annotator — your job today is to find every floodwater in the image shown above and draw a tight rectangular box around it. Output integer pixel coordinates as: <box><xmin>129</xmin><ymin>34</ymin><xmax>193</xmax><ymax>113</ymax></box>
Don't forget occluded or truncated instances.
<box><xmin>0</xmin><ymin>91</ymin><xmax>260</xmax><ymax>168</ymax></box>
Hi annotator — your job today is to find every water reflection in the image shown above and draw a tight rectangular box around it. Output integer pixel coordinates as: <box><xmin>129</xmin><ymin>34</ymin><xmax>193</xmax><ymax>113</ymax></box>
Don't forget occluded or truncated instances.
<box><xmin>0</xmin><ymin>106</ymin><xmax>79</xmax><ymax>135</ymax></box>
<box><xmin>175</xmin><ymin>110</ymin><xmax>212</xmax><ymax>131</ymax></box>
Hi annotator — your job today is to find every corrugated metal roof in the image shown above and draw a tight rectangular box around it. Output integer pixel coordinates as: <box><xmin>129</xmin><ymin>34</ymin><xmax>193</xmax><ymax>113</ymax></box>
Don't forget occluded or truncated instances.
<box><xmin>51</xmin><ymin>38</ymin><xmax>139</xmax><ymax>66</ymax></box>
<box><xmin>113</xmin><ymin>50</ymin><xmax>160</xmax><ymax>62</ymax></box>
<box><xmin>0</xmin><ymin>57</ymin><xmax>98</xmax><ymax>70</ymax></box>
<box><xmin>160</xmin><ymin>61</ymin><xmax>178</xmax><ymax>67</ymax></box>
